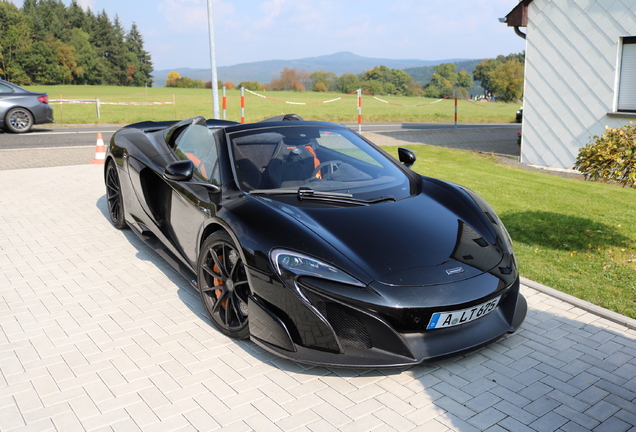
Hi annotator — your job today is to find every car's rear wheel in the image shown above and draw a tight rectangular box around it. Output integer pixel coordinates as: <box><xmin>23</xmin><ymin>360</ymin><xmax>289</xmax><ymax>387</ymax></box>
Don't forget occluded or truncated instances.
<box><xmin>198</xmin><ymin>231</ymin><xmax>251</xmax><ymax>339</ymax></box>
<box><xmin>5</xmin><ymin>107</ymin><xmax>34</xmax><ymax>133</ymax></box>
<box><xmin>105</xmin><ymin>160</ymin><xmax>127</xmax><ymax>229</ymax></box>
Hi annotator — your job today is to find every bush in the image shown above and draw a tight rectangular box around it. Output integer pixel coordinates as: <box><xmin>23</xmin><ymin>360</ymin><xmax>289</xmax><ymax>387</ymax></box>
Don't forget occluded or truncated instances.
<box><xmin>312</xmin><ymin>82</ymin><xmax>327</xmax><ymax>92</ymax></box>
<box><xmin>238</xmin><ymin>80</ymin><xmax>263</xmax><ymax>91</ymax></box>
<box><xmin>574</xmin><ymin>122</ymin><xmax>636</xmax><ymax>188</ymax></box>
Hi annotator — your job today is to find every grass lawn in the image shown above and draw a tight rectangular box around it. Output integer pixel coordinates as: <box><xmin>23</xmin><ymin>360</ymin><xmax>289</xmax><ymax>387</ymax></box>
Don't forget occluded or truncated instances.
<box><xmin>25</xmin><ymin>85</ymin><xmax>521</xmax><ymax>125</ymax></box>
<box><xmin>384</xmin><ymin>144</ymin><xmax>636</xmax><ymax>319</ymax></box>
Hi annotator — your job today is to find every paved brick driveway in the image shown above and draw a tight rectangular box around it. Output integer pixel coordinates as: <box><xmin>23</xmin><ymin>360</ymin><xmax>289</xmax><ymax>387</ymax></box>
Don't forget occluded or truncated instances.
<box><xmin>1</xmin><ymin>163</ymin><xmax>635</xmax><ymax>431</ymax></box>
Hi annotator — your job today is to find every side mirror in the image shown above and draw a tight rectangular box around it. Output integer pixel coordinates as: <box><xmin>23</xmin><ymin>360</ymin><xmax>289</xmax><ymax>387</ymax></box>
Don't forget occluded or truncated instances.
<box><xmin>164</xmin><ymin>159</ymin><xmax>222</xmax><ymax>200</ymax></box>
<box><xmin>164</xmin><ymin>160</ymin><xmax>194</xmax><ymax>181</ymax></box>
<box><xmin>398</xmin><ymin>147</ymin><xmax>416</xmax><ymax>168</ymax></box>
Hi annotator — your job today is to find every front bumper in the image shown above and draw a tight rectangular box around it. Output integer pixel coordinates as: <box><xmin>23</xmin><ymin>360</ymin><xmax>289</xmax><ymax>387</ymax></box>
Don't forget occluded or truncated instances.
<box><xmin>247</xmin><ymin>273</ymin><xmax>527</xmax><ymax>368</ymax></box>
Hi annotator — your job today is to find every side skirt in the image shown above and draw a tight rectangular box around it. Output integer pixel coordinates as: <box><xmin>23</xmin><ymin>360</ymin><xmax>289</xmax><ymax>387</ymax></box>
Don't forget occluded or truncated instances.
<box><xmin>127</xmin><ymin>221</ymin><xmax>198</xmax><ymax>289</ymax></box>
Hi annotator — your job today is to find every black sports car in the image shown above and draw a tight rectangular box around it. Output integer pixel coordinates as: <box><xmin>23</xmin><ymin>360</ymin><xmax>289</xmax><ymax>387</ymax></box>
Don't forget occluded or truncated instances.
<box><xmin>104</xmin><ymin>114</ymin><xmax>527</xmax><ymax>367</ymax></box>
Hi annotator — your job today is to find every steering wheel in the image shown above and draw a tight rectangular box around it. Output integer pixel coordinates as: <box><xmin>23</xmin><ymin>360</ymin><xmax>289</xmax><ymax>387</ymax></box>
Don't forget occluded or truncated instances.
<box><xmin>311</xmin><ymin>160</ymin><xmax>343</xmax><ymax>179</ymax></box>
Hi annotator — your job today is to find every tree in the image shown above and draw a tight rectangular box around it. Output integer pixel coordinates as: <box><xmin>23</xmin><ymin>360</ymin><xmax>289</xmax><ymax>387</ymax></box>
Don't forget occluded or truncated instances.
<box><xmin>125</xmin><ymin>23</ymin><xmax>153</xmax><ymax>87</ymax></box>
<box><xmin>311</xmin><ymin>70</ymin><xmax>337</xmax><ymax>92</ymax></box>
<box><xmin>313</xmin><ymin>82</ymin><xmax>327</xmax><ymax>92</ymax></box>
<box><xmin>55</xmin><ymin>42</ymin><xmax>82</xmax><ymax>83</ymax></box>
<box><xmin>361</xmin><ymin>65</ymin><xmax>418</xmax><ymax>96</ymax></box>
<box><xmin>457</xmin><ymin>70</ymin><xmax>473</xmax><ymax>89</ymax></box>
<box><xmin>391</xmin><ymin>69</ymin><xmax>419</xmax><ymax>96</ymax></box>
<box><xmin>291</xmin><ymin>80</ymin><xmax>305</xmax><ymax>92</ymax></box>
<box><xmin>0</xmin><ymin>1</ymin><xmax>32</xmax><ymax>83</ymax></box>
<box><xmin>65</xmin><ymin>0</ymin><xmax>86</xmax><ymax>30</ymax></box>
<box><xmin>473</xmin><ymin>58</ymin><xmax>500</xmax><ymax>94</ymax></box>
<box><xmin>68</xmin><ymin>28</ymin><xmax>102</xmax><ymax>84</ymax></box>
<box><xmin>489</xmin><ymin>59</ymin><xmax>524</xmax><ymax>101</ymax></box>
<box><xmin>165</xmin><ymin>71</ymin><xmax>204</xmax><ymax>88</ymax></box>
<box><xmin>474</xmin><ymin>53</ymin><xmax>525</xmax><ymax>96</ymax></box>
<box><xmin>1</xmin><ymin>1</ymin><xmax>153</xmax><ymax>86</ymax></box>
<box><xmin>423</xmin><ymin>63</ymin><xmax>472</xmax><ymax>98</ymax></box>
<box><xmin>238</xmin><ymin>81</ymin><xmax>263</xmax><ymax>91</ymax></box>
<box><xmin>109</xmin><ymin>16</ymin><xmax>129</xmax><ymax>85</ymax></box>
<box><xmin>23</xmin><ymin>0</ymin><xmax>68</xmax><ymax>42</ymax></box>
<box><xmin>336</xmin><ymin>73</ymin><xmax>360</xmax><ymax>94</ymax></box>
<box><xmin>165</xmin><ymin>71</ymin><xmax>181</xmax><ymax>87</ymax></box>
<box><xmin>270</xmin><ymin>67</ymin><xmax>310</xmax><ymax>91</ymax></box>
<box><xmin>22</xmin><ymin>39</ymin><xmax>60</xmax><ymax>84</ymax></box>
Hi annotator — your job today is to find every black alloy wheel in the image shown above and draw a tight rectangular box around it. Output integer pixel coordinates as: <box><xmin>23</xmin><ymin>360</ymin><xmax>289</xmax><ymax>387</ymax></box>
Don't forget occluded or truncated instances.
<box><xmin>5</xmin><ymin>107</ymin><xmax>34</xmax><ymax>133</ymax></box>
<box><xmin>198</xmin><ymin>231</ymin><xmax>251</xmax><ymax>339</ymax></box>
<box><xmin>105</xmin><ymin>160</ymin><xmax>127</xmax><ymax>229</ymax></box>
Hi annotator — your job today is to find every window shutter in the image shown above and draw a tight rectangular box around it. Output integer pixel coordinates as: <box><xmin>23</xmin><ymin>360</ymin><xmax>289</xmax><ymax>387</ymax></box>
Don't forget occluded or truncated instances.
<box><xmin>617</xmin><ymin>38</ymin><xmax>636</xmax><ymax>112</ymax></box>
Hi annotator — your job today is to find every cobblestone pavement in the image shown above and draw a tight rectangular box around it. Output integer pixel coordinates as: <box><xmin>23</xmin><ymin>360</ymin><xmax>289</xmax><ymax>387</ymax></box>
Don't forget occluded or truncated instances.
<box><xmin>1</xmin><ymin>142</ymin><xmax>635</xmax><ymax>431</ymax></box>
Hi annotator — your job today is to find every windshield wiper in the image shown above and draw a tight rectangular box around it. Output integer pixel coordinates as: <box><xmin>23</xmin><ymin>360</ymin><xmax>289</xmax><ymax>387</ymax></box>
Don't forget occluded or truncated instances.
<box><xmin>250</xmin><ymin>187</ymin><xmax>395</xmax><ymax>206</ymax></box>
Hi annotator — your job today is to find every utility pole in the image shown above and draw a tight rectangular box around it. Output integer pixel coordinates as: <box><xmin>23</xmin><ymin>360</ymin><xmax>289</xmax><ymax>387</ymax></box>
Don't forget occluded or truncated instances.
<box><xmin>206</xmin><ymin>0</ymin><xmax>220</xmax><ymax>119</ymax></box>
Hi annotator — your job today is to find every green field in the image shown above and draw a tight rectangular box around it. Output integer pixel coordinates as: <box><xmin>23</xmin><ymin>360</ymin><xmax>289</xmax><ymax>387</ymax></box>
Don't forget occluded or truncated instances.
<box><xmin>390</xmin><ymin>145</ymin><xmax>636</xmax><ymax>319</ymax></box>
<box><xmin>26</xmin><ymin>85</ymin><xmax>521</xmax><ymax>125</ymax></box>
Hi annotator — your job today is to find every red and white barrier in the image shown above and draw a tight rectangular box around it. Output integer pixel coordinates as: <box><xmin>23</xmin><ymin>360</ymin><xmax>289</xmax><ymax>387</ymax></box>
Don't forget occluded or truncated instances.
<box><xmin>243</xmin><ymin>88</ymin><xmax>357</xmax><ymax>105</ymax></box>
<box><xmin>360</xmin><ymin>91</ymin><xmax>449</xmax><ymax>106</ymax></box>
<box><xmin>357</xmin><ymin>89</ymin><xmax>362</xmax><ymax>134</ymax></box>
<box><xmin>50</xmin><ymin>99</ymin><xmax>173</xmax><ymax>105</ymax></box>
<box><xmin>240</xmin><ymin>87</ymin><xmax>245</xmax><ymax>124</ymax></box>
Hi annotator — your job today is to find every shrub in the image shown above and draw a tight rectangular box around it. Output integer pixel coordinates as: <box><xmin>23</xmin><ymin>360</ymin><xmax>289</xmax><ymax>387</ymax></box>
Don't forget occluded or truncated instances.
<box><xmin>238</xmin><ymin>80</ymin><xmax>263</xmax><ymax>91</ymax></box>
<box><xmin>312</xmin><ymin>82</ymin><xmax>327</xmax><ymax>92</ymax></box>
<box><xmin>574</xmin><ymin>122</ymin><xmax>636</xmax><ymax>188</ymax></box>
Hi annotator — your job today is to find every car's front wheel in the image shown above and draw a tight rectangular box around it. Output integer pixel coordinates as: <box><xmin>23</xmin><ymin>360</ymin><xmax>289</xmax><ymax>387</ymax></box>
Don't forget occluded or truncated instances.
<box><xmin>5</xmin><ymin>107</ymin><xmax>34</xmax><ymax>133</ymax></box>
<box><xmin>198</xmin><ymin>231</ymin><xmax>251</xmax><ymax>339</ymax></box>
<box><xmin>105</xmin><ymin>160</ymin><xmax>127</xmax><ymax>229</ymax></box>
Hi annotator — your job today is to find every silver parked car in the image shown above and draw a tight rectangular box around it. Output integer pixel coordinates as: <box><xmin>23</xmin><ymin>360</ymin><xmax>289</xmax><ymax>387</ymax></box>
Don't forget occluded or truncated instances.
<box><xmin>0</xmin><ymin>79</ymin><xmax>54</xmax><ymax>133</ymax></box>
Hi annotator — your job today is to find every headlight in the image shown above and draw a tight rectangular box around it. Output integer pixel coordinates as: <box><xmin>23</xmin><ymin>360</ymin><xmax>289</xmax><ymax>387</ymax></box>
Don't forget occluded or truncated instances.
<box><xmin>271</xmin><ymin>249</ymin><xmax>365</xmax><ymax>287</ymax></box>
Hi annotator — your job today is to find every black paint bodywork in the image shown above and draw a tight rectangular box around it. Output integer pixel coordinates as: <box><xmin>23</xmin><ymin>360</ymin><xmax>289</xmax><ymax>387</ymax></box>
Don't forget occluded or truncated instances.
<box><xmin>105</xmin><ymin>117</ymin><xmax>527</xmax><ymax>367</ymax></box>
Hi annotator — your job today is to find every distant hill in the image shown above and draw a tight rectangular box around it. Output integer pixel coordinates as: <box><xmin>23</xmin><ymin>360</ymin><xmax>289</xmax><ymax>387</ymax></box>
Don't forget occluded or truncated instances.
<box><xmin>152</xmin><ymin>51</ymin><xmax>472</xmax><ymax>87</ymax></box>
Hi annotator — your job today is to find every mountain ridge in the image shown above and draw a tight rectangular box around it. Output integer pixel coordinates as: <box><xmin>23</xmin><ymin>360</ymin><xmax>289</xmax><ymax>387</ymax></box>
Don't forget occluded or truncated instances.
<box><xmin>152</xmin><ymin>51</ymin><xmax>476</xmax><ymax>87</ymax></box>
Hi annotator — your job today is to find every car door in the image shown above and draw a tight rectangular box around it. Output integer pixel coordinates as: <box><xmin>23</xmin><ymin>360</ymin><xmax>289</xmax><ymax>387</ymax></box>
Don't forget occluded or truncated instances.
<box><xmin>165</xmin><ymin>123</ymin><xmax>221</xmax><ymax>267</ymax></box>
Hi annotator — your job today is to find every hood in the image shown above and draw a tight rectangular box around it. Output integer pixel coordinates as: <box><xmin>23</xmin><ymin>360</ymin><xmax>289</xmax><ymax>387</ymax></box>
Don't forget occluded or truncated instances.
<box><xmin>259</xmin><ymin>185</ymin><xmax>506</xmax><ymax>287</ymax></box>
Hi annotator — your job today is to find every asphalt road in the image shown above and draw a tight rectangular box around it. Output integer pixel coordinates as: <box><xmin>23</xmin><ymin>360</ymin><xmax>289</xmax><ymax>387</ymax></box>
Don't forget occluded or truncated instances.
<box><xmin>0</xmin><ymin>122</ymin><xmax>520</xmax><ymax>151</ymax></box>
<box><xmin>0</xmin><ymin>126</ymin><xmax>119</xmax><ymax>150</ymax></box>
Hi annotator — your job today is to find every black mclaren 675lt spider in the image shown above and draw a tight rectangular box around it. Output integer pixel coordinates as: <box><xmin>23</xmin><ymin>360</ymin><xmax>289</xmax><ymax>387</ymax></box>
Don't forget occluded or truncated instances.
<box><xmin>104</xmin><ymin>114</ymin><xmax>527</xmax><ymax>367</ymax></box>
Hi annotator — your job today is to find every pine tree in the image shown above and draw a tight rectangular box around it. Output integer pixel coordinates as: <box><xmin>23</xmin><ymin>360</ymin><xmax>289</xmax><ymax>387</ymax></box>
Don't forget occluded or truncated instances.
<box><xmin>125</xmin><ymin>23</ymin><xmax>153</xmax><ymax>87</ymax></box>
<box><xmin>0</xmin><ymin>1</ymin><xmax>33</xmax><ymax>83</ymax></box>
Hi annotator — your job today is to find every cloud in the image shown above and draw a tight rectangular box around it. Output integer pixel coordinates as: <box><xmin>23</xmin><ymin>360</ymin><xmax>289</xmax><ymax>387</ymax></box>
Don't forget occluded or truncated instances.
<box><xmin>77</xmin><ymin>0</ymin><xmax>96</xmax><ymax>10</ymax></box>
<box><xmin>254</xmin><ymin>0</ymin><xmax>287</xmax><ymax>29</ymax></box>
<box><xmin>157</xmin><ymin>0</ymin><xmax>210</xmax><ymax>32</ymax></box>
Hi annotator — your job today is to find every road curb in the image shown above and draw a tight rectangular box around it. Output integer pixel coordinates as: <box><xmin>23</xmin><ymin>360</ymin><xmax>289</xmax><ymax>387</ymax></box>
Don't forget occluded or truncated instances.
<box><xmin>521</xmin><ymin>276</ymin><xmax>636</xmax><ymax>330</ymax></box>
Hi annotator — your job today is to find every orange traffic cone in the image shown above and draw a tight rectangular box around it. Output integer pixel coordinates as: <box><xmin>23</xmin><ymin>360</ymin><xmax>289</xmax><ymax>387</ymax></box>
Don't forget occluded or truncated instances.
<box><xmin>91</xmin><ymin>132</ymin><xmax>106</xmax><ymax>164</ymax></box>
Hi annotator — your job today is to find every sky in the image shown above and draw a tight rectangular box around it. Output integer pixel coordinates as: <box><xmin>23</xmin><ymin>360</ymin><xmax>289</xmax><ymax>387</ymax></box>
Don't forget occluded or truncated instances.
<box><xmin>10</xmin><ymin>0</ymin><xmax>527</xmax><ymax>71</ymax></box>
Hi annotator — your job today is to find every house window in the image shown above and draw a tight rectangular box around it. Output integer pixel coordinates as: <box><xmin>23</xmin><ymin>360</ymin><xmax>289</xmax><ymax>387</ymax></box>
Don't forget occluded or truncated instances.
<box><xmin>617</xmin><ymin>37</ymin><xmax>636</xmax><ymax>112</ymax></box>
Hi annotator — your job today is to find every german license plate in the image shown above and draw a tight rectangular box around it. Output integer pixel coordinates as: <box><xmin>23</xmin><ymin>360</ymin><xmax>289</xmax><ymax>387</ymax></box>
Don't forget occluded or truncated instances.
<box><xmin>427</xmin><ymin>296</ymin><xmax>501</xmax><ymax>330</ymax></box>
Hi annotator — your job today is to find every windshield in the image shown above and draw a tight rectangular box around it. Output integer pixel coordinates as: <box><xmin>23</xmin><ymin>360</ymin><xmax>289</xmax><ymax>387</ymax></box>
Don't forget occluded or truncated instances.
<box><xmin>228</xmin><ymin>125</ymin><xmax>413</xmax><ymax>201</ymax></box>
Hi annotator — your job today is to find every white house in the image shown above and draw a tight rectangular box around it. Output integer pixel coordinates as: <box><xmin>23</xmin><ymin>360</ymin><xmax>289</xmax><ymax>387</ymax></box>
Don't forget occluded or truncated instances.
<box><xmin>504</xmin><ymin>0</ymin><xmax>636</xmax><ymax>169</ymax></box>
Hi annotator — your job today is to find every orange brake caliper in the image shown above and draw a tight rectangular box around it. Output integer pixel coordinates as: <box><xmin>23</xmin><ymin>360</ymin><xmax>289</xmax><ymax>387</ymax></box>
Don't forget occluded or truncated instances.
<box><xmin>213</xmin><ymin>256</ymin><xmax>227</xmax><ymax>308</ymax></box>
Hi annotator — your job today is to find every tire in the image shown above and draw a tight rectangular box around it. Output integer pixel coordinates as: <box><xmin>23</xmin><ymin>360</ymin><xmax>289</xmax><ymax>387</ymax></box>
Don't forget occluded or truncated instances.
<box><xmin>105</xmin><ymin>160</ymin><xmax>127</xmax><ymax>229</ymax></box>
<box><xmin>5</xmin><ymin>107</ymin><xmax>34</xmax><ymax>133</ymax></box>
<box><xmin>198</xmin><ymin>231</ymin><xmax>251</xmax><ymax>339</ymax></box>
